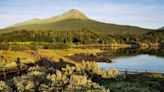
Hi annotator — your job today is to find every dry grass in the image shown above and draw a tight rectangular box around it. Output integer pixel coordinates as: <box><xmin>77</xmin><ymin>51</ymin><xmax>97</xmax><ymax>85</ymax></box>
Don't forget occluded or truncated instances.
<box><xmin>38</xmin><ymin>49</ymin><xmax>76</xmax><ymax>64</ymax></box>
<box><xmin>0</xmin><ymin>50</ymin><xmax>37</xmax><ymax>68</ymax></box>
<box><xmin>53</xmin><ymin>48</ymin><xmax>102</xmax><ymax>56</ymax></box>
<box><xmin>0</xmin><ymin>48</ymin><xmax>101</xmax><ymax>69</ymax></box>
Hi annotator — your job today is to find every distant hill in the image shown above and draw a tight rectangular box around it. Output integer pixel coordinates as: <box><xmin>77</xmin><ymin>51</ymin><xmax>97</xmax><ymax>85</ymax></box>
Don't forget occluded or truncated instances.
<box><xmin>159</xmin><ymin>26</ymin><xmax>164</xmax><ymax>30</ymax></box>
<box><xmin>11</xmin><ymin>9</ymin><xmax>88</xmax><ymax>27</ymax></box>
<box><xmin>0</xmin><ymin>9</ymin><xmax>152</xmax><ymax>34</ymax></box>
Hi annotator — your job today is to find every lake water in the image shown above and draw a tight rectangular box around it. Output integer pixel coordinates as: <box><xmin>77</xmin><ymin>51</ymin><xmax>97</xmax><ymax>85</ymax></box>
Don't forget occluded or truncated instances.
<box><xmin>97</xmin><ymin>48</ymin><xmax>164</xmax><ymax>73</ymax></box>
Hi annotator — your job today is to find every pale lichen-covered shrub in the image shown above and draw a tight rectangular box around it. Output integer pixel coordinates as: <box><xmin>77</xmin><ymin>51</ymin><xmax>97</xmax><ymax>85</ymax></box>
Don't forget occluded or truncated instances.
<box><xmin>46</xmin><ymin>69</ymin><xmax>106</xmax><ymax>91</ymax></box>
<box><xmin>0</xmin><ymin>81</ymin><xmax>9</xmax><ymax>92</ymax></box>
<box><xmin>13</xmin><ymin>66</ymin><xmax>46</xmax><ymax>92</ymax></box>
<box><xmin>49</xmin><ymin>70</ymin><xmax>62</xmax><ymax>81</ymax></box>
<box><xmin>107</xmin><ymin>68</ymin><xmax>119</xmax><ymax>78</ymax></box>
<box><xmin>76</xmin><ymin>61</ymin><xmax>119</xmax><ymax>78</ymax></box>
<box><xmin>62</xmin><ymin>65</ymin><xmax>76</xmax><ymax>75</ymax></box>
<box><xmin>67</xmin><ymin>74</ymin><xmax>103</xmax><ymax>90</ymax></box>
<box><xmin>11</xmin><ymin>62</ymin><xmax>111</xmax><ymax>91</ymax></box>
<box><xmin>69</xmin><ymin>74</ymin><xmax>88</xmax><ymax>87</ymax></box>
<box><xmin>5</xmin><ymin>62</ymin><xmax>17</xmax><ymax>69</ymax></box>
<box><xmin>27</xmin><ymin>66</ymin><xmax>46</xmax><ymax>79</ymax></box>
<box><xmin>79</xmin><ymin>61</ymin><xmax>102</xmax><ymax>74</ymax></box>
<box><xmin>14</xmin><ymin>77</ymin><xmax>35</xmax><ymax>92</ymax></box>
<box><xmin>101</xmin><ymin>71</ymin><xmax>107</xmax><ymax>78</ymax></box>
<box><xmin>25</xmin><ymin>81</ymin><xmax>34</xmax><ymax>91</ymax></box>
<box><xmin>39</xmin><ymin>84</ymin><xmax>49</xmax><ymax>92</ymax></box>
<box><xmin>47</xmin><ymin>70</ymin><xmax>68</xmax><ymax>86</ymax></box>
<box><xmin>13</xmin><ymin>77</ymin><xmax>26</xmax><ymax>92</ymax></box>
<box><xmin>46</xmin><ymin>70</ymin><xmax>69</xmax><ymax>91</ymax></box>
<box><xmin>28</xmin><ymin>65</ymin><xmax>44</xmax><ymax>72</ymax></box>
<box><xmin>29</xmin><ymin>71</ymin><xmax>44</xmax><ymax>77</ymax></box>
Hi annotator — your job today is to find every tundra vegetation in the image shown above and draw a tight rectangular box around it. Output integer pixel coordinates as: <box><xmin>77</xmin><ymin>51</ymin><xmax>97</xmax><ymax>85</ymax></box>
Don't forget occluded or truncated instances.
<box><xmin>0</xmin><ymin>61</ymin><xmax>118</xmax><ymax>91</ymax></box>
<box><xmin>0</xmin><ymin>44</ymin><xmax>164</xmax><ymax>91</ymax></box>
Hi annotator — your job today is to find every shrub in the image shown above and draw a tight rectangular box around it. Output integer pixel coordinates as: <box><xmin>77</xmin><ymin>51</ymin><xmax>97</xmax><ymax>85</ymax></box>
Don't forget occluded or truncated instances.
<box><xmin>107</xmin><ymin>68</ymin><xmax>119</xmax><ymax>78</ymax></box>
<box><xmin>13</xmin><ymin>77</ymin><xmax>26</xmax><ymax>92</ymax></box>
<box><xmin>39</xmin><ymin>84</ymin><xmax>49</xmax><ymax>91</ymax></box>
<box><xmin>29</xmin><ymin>71</ymin><xmax>44</xmax><ymax>77</ymax></box>
<box><xmin>25</xmin><ymin>81</ymin><xmax>34</xmax><ymax>91</ymax></box>
<box><xmin>69</xmin><ymin>74</ymin><xmax>89</xmax><ymax>87</ymax></box>
<box><xmin>62</xmin><ymin>65</ymin><xmax>75</xmax><ymax>75</ymax></box>
<box><xmin>47</xmin><ymin>70</ymin><xmax>68</xmax><ymax>83</ymax></box>
<box><xmin>28</xmin><ymin>66</ymin><xmax>46</xmax><ymax>77</ymax></box>
<box><xmin>5</xmin><ymin>62</ymin><xmax>17</xmax><ymax>69</ymax></box>
<box><xmin>0</xmin><ymin>81</ymin><xmax>9</xmax><ymax>91</ymax></box>
<box><xmin>11</xmin><ymin>62</ymin><xmax>111</xmax><ymax>91</ymax></box>
<box><xmin>28</xmin><ymin>65</ymin><xmax>45</xmax><ymax>72</ymax></box>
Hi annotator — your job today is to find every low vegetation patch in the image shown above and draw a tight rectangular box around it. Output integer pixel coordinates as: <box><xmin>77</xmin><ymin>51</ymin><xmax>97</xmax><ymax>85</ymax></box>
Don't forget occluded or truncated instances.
<box><xmin>0</xmin><ymin>61</ymin><xmax>119</xmax><ymax>91</ymax></box>
<box><xmin>0</xmin><ymin>51</ymin><xmax>37</xmax><ymax>70</ymax></box>
<box><xmin>99</xmin><ymin>73</ymin><xmax>164</xmax><ymax>92</ymax></box>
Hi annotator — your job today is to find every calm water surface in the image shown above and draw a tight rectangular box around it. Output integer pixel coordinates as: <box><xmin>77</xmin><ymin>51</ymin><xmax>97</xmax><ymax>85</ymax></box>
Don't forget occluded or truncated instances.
<box><xmin>97</xmin><ymin>48</ymin><xmax>164</xmax><ymax>72</ymax></box>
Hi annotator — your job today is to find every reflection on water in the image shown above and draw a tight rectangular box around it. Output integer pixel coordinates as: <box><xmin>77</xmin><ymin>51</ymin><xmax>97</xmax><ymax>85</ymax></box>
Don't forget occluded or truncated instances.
<box><xmin>97</xmin><ymin>48</ymin><xmax>164</xmax><ymax>72</ymax></box>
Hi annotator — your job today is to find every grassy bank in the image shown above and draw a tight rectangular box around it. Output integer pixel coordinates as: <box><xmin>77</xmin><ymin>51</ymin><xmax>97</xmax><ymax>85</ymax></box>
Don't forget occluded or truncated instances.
<box><xmin>99</xmin><ymin>73</ymin><xmax>164</xmax><ymax>92</ymax></box>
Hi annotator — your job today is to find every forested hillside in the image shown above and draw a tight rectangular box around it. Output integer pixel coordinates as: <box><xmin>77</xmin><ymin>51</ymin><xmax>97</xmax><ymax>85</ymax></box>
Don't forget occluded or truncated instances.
<box><xmin>0</xmin><ymin>29</ymin><xmax>163</xmax><ymax>45</ymax></box>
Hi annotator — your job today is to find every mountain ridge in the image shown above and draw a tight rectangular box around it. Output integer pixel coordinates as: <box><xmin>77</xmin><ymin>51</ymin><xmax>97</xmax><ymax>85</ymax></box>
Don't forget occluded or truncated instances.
<box><xmin>12</xmin><ymin>9</ymin><xmax>88</xmax><ymax>27</ymax></box>
<box><xmin>1</xmin><ymin>9</ymin><xmax>152</xmax><ymax>34</ymax></box>
<box><xmin>159</xmin><ymin>26</ymin><xmax>164</xmax><ymax>30</ymax></box>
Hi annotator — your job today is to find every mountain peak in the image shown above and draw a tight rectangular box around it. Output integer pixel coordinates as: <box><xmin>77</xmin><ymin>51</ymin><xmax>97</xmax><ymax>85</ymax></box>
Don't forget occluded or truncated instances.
<box><xmin>68</xmin><ymin>9</ymin><xmax>82</xmax><ymax>13</ymax></box>
<box><xmin>11</xmin><ymin>9</ymin><xmax>88</xmax><ymax>27</ymax></box>
<box><xmin>61</xmin><ymin>9</ymin><xmax>88</xmax><ymax>20</ymax></box>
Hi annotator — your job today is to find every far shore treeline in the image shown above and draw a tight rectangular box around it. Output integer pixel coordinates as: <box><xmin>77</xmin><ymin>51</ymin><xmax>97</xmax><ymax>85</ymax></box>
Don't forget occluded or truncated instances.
<box><xmin>0</xmin><ymin>29</ymin><xmax>163</xmax><ymax>48</ymax></box>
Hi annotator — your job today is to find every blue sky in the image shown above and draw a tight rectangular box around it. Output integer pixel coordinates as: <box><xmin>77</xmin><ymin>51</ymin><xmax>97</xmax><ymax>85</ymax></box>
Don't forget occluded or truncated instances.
<box><xmin>0</xmin><ymin>0</ymin><xmax>164</xmax><ymax>29</ymax></box>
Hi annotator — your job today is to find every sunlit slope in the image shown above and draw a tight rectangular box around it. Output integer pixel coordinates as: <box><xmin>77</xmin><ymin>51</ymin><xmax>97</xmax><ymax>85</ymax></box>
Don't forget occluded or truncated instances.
<box><xmin>2</xmin><ymin>19</ymin><xmax>151</xmax><ymax>34</ymax></box>
<box><xmin>11</xmin><ymin>9</ymin><xmax>88</xmax><ymax>27</ymax></box>
<box><xmin>0</xmin><ymin>9</ymin><xmax>152</xmax><ymax>34</ymax></box>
